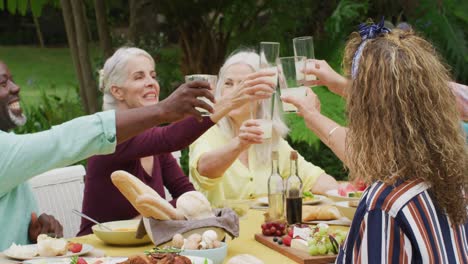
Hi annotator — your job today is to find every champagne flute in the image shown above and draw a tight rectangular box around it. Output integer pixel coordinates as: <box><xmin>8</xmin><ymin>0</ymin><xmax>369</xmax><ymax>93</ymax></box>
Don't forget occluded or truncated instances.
<box><xmin>256</xmin><ymin>42</ymin><xmax>279</xmax><ymax>139</ymax></box>
<box><xmin>293</xmin><ymin>36</ymin><xmax>316</xmax><ymax>84</ymax></box>
<box><xmin>259</xmin><ymin>42</ymin><xmax>280</xmax><ymax>87</ymax></box>
<box><xmin>184</xmin><ymin>74</ymin><xmax>217</xmax><ymax>116</ymax></box>
<box><xmin>277</xmin><ymin>56</ymin><xmax>306</xmax><ymax>113</ymax></box>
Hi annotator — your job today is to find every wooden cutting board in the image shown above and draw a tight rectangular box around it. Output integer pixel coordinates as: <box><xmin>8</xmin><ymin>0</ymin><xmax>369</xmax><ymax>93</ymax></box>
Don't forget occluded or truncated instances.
<box><xmin>254</xmin><ymin>234</ymin><xmax>337</xmax><ymax>264</ymax></box>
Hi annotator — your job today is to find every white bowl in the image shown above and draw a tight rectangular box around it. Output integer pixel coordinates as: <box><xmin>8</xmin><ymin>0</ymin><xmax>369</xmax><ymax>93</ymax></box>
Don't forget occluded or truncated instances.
<box><xmin>92</xmin><ymin>219</ymin><xmax>151</xmax><ymax>246</ymax></box>
<box><xmin>180</xmin><ymin>242</ymin><xmax>227</xmax><ymax>264</ymax></box>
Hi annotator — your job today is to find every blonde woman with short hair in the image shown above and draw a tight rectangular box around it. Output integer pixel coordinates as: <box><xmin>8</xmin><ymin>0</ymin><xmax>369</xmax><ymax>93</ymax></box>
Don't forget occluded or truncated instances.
<box><xmin>78</xmin><ymin>47</ymin><xmax>274</xmax><ymax>235</ymax></box>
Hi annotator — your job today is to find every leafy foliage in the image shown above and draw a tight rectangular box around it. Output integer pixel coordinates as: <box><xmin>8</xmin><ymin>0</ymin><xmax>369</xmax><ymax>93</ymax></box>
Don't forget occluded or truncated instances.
<box><xmin>14</xmin><ymin>87</ymin><xmax>84</xmax><ymax>134</ymax></box>
<box><xmin>407</xmin><ymin>0</ymin><xmax>468</xmax><ymax>83</ymax></box>
<box><xmin>286</xmin><ymin>86</ymin><xmax>347</xmax><ymax>147</ymax></box>
<box><xmin>156</xmin><ymin>46</ymin><xmax>183</xmax><ymax>100</ymax></box>
<box><xmin>325</xmin><ymin>0</ymin><xmax>369</xmax><ymax>39</ymax></box>
<box><xmin>13</xmin><ymin>86</ymin><xmax>86</xmax><ymax>166</ymax></box>
<box><xmin>1</xmin><ymin>0</ymin><xmax>51</xmax><ymax>16</ymax></box>
<box><xmin>283</xmin><ymin>86</ymin><xmax>348</xmax><ymax>180</ymax></box>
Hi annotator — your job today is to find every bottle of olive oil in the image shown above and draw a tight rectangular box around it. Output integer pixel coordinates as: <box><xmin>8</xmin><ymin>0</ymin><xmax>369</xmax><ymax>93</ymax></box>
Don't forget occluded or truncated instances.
<box><xmin>267</xmin><ymin>151</ymin><xmax>284</xmax><ymax>220</ymax></box>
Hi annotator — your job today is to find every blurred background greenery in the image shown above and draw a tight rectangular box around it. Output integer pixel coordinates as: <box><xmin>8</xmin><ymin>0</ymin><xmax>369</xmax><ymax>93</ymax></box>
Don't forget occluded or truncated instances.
<box><xmin>1</xmin><ymin>0</ymin><xmax>467</xmax><ymax>180</ymax></box>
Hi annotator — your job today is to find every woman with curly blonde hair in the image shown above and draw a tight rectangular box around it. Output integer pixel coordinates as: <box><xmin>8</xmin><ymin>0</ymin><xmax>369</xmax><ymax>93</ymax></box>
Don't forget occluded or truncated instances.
<box><xmin>283</xmin><ymin>19</ymin><xmax>468</xmax><ymax>263</ymax></box>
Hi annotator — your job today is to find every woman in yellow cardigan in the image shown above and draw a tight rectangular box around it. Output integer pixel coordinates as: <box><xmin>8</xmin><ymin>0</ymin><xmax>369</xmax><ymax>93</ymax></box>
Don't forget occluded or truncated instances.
<box><xmin>189</xmin><ymin>50</ymin><xmax>338</xmax><ymax>207</ymax></box>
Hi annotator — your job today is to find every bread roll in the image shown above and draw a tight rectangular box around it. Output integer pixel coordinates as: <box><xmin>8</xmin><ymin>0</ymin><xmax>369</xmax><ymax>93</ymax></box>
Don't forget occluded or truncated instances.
<box><xmin>302</xmin><ymin>205</ymin><xmax>341</xmax><ymax>221</ymax></box>
<box><xmin>176</xmin><ymin>191</ymin><xmax>215</xmax><ymax>220</ymax></box>
<box><xmin>111</xmin><ymin>170</ymin><xmax>183</xmax><ymax>220</ymax></box>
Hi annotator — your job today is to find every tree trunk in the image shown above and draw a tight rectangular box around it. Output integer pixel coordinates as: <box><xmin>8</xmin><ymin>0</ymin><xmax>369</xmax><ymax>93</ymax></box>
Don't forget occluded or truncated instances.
<box><xmin>93</xmin><ymin>0</ymin><xmax>113</xmax><ymax>59</ymax></box>
<box><xmin>60</xmin><ymin>0</ymin><xmax>90</xmax><ymax>113</ymax></box>
<box><xmin>32</xmin><ymin>15</ymin><xmax>45</xmax><ymax>48</ymax></box>
<box><xmin>80</xmin><ymin>0</ymin><xmax>93</xmax><ymax>42</ymax></box>
<box><xmin>71</xmin><ymin>0</ymin><xmax>99</xmax><ymax>113</ymax></box>
<box><xmin>178</xmin><ymin>25</ymin><xmax>226</xmax><ymax>75</ymax></box>
<box><xmin>129</xmin><ymin>0</ymin><xmax>157</xmax><ymax>44</ymax></box>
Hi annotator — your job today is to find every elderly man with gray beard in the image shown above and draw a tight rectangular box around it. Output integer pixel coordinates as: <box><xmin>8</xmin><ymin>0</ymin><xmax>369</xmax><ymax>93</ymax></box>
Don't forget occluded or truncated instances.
<box><xmin>0</xmin><ymin>60</ymin><xmax>219</xmax><ymax>250</ymax></box>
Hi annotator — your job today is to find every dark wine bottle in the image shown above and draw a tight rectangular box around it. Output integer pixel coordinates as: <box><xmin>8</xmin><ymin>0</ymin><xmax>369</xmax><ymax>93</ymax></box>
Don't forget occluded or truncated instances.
<box><xmin>285</xmin><ymin>151</ymin><xmax>303</xmax><ymax>224</ymax></box>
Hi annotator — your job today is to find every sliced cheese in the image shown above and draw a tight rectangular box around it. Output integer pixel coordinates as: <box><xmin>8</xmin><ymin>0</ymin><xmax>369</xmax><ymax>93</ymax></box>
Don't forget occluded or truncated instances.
<box><xmin>290</xmin><ymin>238</ymin><xmax>308</xmax><ymax>252</ymax></box>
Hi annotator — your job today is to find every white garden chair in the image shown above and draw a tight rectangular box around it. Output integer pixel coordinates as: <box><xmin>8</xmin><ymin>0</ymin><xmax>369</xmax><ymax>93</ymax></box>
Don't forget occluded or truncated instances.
<box><xmin>28</xmin><ymin>165</ymin><xmax>86</xmax><ymax>238</ymax></box>
<box><xmin>163</xmin><ymin>150</ymin><xmax>182</xmax><ymax>201</ymax></box>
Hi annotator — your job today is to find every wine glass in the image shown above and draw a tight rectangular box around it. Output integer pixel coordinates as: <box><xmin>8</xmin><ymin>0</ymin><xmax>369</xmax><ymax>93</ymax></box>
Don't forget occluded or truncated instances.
<box><xmin>184</xmin><ymin>74</ymin><xmax>217</xmax><ymax>116</ymax></box>
<box><xmin>277</xmin><ymin>56</ymin><xmax>307</xmax><ymax>113</ymax></box>
<box><xmin>293</xmin><ymin>36</ymin><xmax>316</xmax><ymax>84</ymax></box>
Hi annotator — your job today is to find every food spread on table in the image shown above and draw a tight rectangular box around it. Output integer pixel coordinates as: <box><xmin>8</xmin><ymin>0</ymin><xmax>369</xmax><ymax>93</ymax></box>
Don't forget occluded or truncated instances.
<box><xmin>302</xmin><ymin>191</ymin><xmax>315</xmax><ymax>202</ymax></box>
<box><xmin>2</xmin><ymin>171</ymin><xmax>354</xmax><ymax>264</ymax></box>
<box><xmin>69</xmin><ymin>256</ymin><xmax>107</xmax><ymax>264</ymax></box>
<box><xmin>19</xmin><ymin>257</ymin><xmax>128</xmax><ymax>264</ymax></box>
<box><xmin>4</xmin><ymin>243</ymin><xmax>38</xmax><ymax>259</ymax></box>
<box><xmin>169</xmin><ymin>230</ymin><xmax>222</xmax><ymax>250</ymax></box>
<box><xmin>116</xmin><ymin>252</ymin><xmax>192</xmax><ymax>264</ymax></box>
<box><xmin>302</xmin><ymin>205</ymin><xmax>341</xmax><ymax>221</ymax></box>
<box><xmin>3</xmin><ymin>235</ymin><xmax>86</xmax><ymax>260</ymax></box>
<box><xmin>337</xmin><ymin>182</ymin><xmax>366</xmax><ymax>198</ymax></box>
<box><xmin>108</xmin><ymin>170</ymin><xmax>234</xmax><ymax>264</ymax></box>
<box><xmin>111</xmin><ymin>171</ymin><xmax>215</xmax><ymax>221</ymax></box>
<box><xmin>256</xmin><ymin>193</ymin><xmax>325</xmax><ymax>208</ymax></box>
<box><xmin>255</xmin><ymin>222</ymin><xmax>348</xmax><ymax>263</ymax></box>
<box><xmin>115</xmin><ymin>247</ymin><xmax>212</xmax><ymax>264</ymax></box>
<box><xmin>260</xmin><ymin>221</ymin><xmax>347</xmax><ymax>256</ymax></box>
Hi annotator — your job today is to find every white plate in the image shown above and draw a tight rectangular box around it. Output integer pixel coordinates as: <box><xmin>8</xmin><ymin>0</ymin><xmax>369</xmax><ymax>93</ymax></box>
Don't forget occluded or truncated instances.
<box><xmin>3</xmin><ymin>243</ymin><xmax>93</xmax><ymax>261</ymax></box>
<box><xmin>304</xmin><ymin>216</ymin><xmax>352</xmax><ymax>226</ymax></box>
<box><xmin>325</xmin><ymin>189</ymin><xmax>361</xmax><ymax>202</ymax></box>
<box><xmin>23</xmin><ymin>257</ymin><xmax>128</xmax><ymax>264</ymax></box>
<box><xmin>256</xmin><ymin>194</ymin><xmax>325</xmax><ymax>205</ymax></box>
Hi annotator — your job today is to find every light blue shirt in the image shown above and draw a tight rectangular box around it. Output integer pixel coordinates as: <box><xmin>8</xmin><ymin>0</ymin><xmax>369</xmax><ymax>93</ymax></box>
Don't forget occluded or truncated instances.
<box><xmin>0</xmin><ymin>110</ymin><xmax>117</xmax><ymax>250</ymax></box>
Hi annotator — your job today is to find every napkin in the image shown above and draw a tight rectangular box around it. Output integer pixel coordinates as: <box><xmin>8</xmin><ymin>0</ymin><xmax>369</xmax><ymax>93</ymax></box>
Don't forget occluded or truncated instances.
<box><xmin>136</xmin><ymin>208</ymin><xmax>239</xmax><ymax>246</ymax></box>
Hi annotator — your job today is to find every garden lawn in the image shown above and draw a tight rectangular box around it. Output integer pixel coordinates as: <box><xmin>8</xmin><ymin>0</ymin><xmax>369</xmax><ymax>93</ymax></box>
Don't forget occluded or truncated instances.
<box><xmin>0</xmin><ymin>45</ymin><xmax>98</xmax><ymax>106</ymax></box>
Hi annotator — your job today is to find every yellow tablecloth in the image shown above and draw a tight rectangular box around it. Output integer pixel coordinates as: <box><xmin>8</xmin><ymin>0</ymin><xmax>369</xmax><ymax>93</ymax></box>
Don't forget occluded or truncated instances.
<box><xmin>69</xmin><ymin>209</ymin><xmax>348</xmax><ymax>264</ymax></box>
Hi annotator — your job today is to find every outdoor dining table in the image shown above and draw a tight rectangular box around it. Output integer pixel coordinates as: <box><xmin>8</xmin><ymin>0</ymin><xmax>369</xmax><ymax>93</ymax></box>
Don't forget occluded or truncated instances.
<box><xmin>0</xmin><ymin>208</ymin><xmax>348</xmax><ymax>264</ymax></box>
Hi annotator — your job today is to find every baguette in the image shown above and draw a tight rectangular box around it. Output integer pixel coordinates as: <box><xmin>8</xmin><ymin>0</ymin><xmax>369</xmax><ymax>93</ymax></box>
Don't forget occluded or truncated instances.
<box><xmin>135</xmin><ymin>194</ymin><xmax>171</xmax><ymax>220</ymax></box>
<box><xmin>111</xmin><ymin>170</ymin><xmax>160</xmax><ymax>204</ymax></box>
<box><xmin>136</xmin><ymin>194</ymin><xmax>185</xmax><ymax>220</ymax></box>
<box><xmin>111</xmin><ymin>170</ymin><xmax>183</xmax><ymax>220</ymax></box>
<box><xmin>302</xmin><ymin>205</ymin><xmax>341</xmax><ymax>221</ymax></box>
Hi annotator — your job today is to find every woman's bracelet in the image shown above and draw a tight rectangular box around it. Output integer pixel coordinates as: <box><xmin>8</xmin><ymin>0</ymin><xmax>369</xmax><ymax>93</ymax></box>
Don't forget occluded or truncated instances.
<box><xmin>327</xmin><ymin>125</ymin><xmax>340</xmax><ymax>145</ymax></box>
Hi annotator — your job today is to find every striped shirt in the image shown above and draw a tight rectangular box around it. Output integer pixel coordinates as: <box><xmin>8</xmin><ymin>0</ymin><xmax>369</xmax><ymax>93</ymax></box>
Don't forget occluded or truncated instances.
<box><xmin>336</xmin><ymin>179</ymin><xmax>468</xmax><ymax>263</ymax></box>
